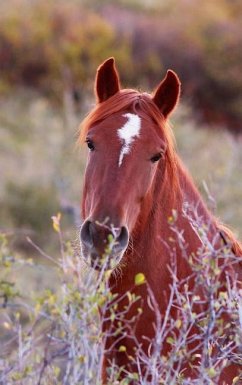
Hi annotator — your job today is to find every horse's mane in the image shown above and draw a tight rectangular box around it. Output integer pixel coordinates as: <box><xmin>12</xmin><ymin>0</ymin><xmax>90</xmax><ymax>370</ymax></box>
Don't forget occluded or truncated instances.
<box><xmin>217</xmin><ymin>222</ymin><xmax>242</xmax><ymax>258</ymax></box>
<box><xmin>79</xmin><ymin>89</ymin><xmax>179</xmax><ymax>196</ymax></box>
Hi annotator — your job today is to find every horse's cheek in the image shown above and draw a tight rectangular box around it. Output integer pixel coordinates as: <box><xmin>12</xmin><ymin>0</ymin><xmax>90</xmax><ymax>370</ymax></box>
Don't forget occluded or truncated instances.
<box><xmin>137</xmin><ymin>166</ymin><xmax>155</xmax><ymax>198</ymax></box>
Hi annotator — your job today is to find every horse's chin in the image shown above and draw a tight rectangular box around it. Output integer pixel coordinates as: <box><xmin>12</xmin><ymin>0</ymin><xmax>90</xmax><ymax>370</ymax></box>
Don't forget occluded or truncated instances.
<box><xmin>81</xmin><ymin>245</ymin><xmax>124</xmax><ymax>272</ymax></box>
<box><xmin>88</xmin><ymin>255</ymin><xmax>123</xmax><ymax>272</ymax></box>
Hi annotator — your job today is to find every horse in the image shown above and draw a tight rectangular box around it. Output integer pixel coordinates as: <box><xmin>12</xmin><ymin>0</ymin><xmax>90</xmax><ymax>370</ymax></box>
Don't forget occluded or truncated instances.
<box><xmin>79</xmin><ymin>58</ymin><xmax>242</xmax><ymax>384</ymax></box>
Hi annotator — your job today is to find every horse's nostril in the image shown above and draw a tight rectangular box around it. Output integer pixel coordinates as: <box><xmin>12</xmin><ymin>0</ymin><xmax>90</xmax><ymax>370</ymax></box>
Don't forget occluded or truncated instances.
<box><xmin>80</xmin><ymin>220</ymin><xmax>93</xmax><ymax>247</ymax></box>
<box><xmin>116</xmin><ymin>226</ymin><xmax>129</xmax><ymax>249</ymax></box>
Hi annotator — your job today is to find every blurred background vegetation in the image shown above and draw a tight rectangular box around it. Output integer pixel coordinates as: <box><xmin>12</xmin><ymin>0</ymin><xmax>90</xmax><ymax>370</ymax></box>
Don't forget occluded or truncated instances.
<box><xmin>0</xmin><ymin>0</ymin><xmax>242</xmax><ymax>256</ymax></box>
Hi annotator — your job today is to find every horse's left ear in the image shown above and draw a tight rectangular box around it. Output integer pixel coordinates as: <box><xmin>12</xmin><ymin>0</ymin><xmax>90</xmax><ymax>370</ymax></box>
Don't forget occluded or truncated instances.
<box><xmin>95</xmin><ymin>57</ymin><xmax>120</xmax><ymax>103</ymax></box>
<box><xmin>152</xmin><ymin>70</ymin><xmax>181</xmax><ymax>118</ymax></box>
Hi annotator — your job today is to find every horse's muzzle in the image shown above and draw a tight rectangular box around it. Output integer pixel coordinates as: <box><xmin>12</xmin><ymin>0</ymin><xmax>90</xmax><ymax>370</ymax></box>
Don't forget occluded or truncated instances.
<box><xmin>80</xmin><ymin>219</ymin><xmax>129</xmax><ymax>270</ymax></box>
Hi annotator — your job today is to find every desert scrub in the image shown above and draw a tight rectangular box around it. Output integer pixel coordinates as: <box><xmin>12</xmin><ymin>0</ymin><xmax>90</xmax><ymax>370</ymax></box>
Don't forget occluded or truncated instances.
<box><xmin>0</xmin><ymin>216</ymin><xmax>138</xmax><ymax>385</ymax></box>
<box><xmin>0</xmin><ymin>212</ymin><xmax>241</xmax><ymax>384</ymax></box>
<box><xmin>0</xmin><ymin>219</ymin><xmax>101</xmax><ymax>385</ymax></box>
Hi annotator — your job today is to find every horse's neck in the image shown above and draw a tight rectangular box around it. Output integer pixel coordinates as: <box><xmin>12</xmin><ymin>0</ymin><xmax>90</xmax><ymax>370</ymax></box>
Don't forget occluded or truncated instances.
<box><xmin>176</xmin><ymin>160</ymin><xmax>219</xmax><ymax>248</ymax></box>
<box><xmin>153</xmin><ymin>158</ymin><xmax>216</xmax><ymax>237</ymax></box>
<box><xmin>175</xmin><ymin>159</ymin><xmax>216</xmax><ymax>231</ymax></box>
<box><xmin>131</xmin><ymin>158</ymin><xmax>219</xmax><ymax>277</ymax></box>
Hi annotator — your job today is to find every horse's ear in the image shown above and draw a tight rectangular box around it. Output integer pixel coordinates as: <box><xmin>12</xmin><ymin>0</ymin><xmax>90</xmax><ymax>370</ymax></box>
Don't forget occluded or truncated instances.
<box><xmin>152</xmin><ymin>70</ymin><xmax>181</xmax><ymax>118</ymax></box>
<box><xmin>95</xmin><ymin>57</ymin><xmax>120</xmax><ymax>103</ymax></box>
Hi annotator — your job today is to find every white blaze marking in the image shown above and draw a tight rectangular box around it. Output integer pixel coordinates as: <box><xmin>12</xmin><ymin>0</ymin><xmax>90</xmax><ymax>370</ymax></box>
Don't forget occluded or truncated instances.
<box><xmin>117</xmin><ymin>113</ymin><xmax>141</xmax><ymax>166</ymax></box>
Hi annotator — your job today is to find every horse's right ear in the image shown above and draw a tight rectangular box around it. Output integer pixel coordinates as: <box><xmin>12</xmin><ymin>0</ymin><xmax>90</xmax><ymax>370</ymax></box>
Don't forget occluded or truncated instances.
<box><xmin>95</xmin><ymin>57</ymin><xmax>120</xmax><ymax>103</ymax></box>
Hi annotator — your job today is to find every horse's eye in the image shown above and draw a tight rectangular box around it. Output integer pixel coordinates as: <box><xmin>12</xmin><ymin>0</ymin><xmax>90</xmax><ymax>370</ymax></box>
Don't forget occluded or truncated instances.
<box><xmin>150</xmin><ymin>153</ymin><xmax>162</xmax><ymax>163</ymax></box>
<box><xmin>86</xmin><ymin>139</ymin><xmax>95</xmax><ymax>151</ymax></box>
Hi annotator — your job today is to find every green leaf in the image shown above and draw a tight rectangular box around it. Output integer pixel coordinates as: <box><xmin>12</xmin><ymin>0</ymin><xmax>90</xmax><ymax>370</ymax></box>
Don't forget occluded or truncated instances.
<box><xmin>207</xmin><ymin>367</ymin><xmax>217</xmax><ymax>378</ymax></box>
<box><xmin>166</xmin><ymin>336</ymin><xmax>175</xmax><ymax>345</ymax></box>
<box><xmin>118</xmin><ymin>345</ymin><xmax>126</xmax><ymax>352</ymax></box>
<box><xmin>134</xmin><ymin>273</ymin><xmax>146</xmax><ymax>286</ymax></box>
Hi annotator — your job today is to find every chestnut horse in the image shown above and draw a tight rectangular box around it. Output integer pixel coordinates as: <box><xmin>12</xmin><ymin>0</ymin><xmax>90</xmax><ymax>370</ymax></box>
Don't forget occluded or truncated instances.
<box><xmin>80</xmin><ymin>58</ymin><xmax>242</xmax><ymax>384</ymax></box>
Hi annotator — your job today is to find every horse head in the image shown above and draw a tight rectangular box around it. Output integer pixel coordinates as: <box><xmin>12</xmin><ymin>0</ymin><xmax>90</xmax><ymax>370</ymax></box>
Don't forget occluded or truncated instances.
<box><xmin>80</xmin><ymin>58</ymin><xmax>181</xmax><ymax>270</ymax></box>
